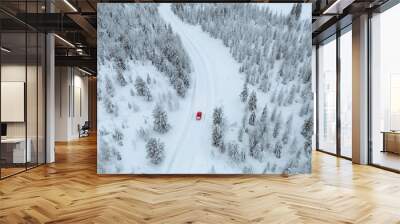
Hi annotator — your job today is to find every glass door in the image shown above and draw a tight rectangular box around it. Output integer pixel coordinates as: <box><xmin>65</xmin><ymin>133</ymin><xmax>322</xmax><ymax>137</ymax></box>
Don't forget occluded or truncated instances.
<box><xmin>317</xmin><ymin>36</ymin><xmax>337</xmax><ymax>155</ymax></box>
<box><xmin>339</xmin><ymin>27</ymin><xmax>352</xmax><ymax>158</ymax></box>
<box><xmin>370</xmin><ymin>3</ymin><xmax>400</xmax><ymax>171</ymax></box>
<box><xmin>1</xmin><ymin>31</ymin><xmax>28</xmax><ymax>178</ymax></box>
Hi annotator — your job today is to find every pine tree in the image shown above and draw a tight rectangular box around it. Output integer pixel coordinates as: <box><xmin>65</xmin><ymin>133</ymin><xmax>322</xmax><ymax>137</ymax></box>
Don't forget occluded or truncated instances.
<box><xmin>270</xmin><ymin>107</ymin><xmax>277</xmax><ymax>122</ymax></box>
<box><xmin>228</xmin><ymin>141</ymin><xmax>246</xmax><ymax>163</ymax></box>
<box><xmin>273</xmin><ymin>112</ymin><xmax>282</xmax><ymax>138</ymax></box>
<box><xmin>248</xmin><ymin>91</ymin><xmax>257</xmax><ymax>111</ymax></box>
<box><xmin>112</xmin><ymin>128</ymin><xmax>124</xmax><ymax>146</ymax></box>
<box><xmin>116</xmin><ymin>71</ymin><xmax>127</xmax><ymax>86</ymax></box>
<box><xmin>213</xmin><ymin>107</ymin><xmax>223</xmax><ymax>125</ymax></box>
<box><xmin>219</xmin><ymin>141</ymin><xmax>226</xmax><ymax>153</ymax></box>
<box><xmin>301</xmin><ymin>116</ymin><xmax>313</xmax><ymax>139</ymax></box>
<box><xmin>285</xmin><ymin>85</ymin><xmax>296</xmax><ymax>105</ymax></box>
<box><xmin>105</xmin><ymin>77</ymin><xmax>115</xmax><ymax>97</ymax></box>
<box><xmin>146</xmin><ymin>138</ymin><xmax>165</xmax><ymax>165</ymax></box>
<box><xmin>238</xmin><ymin>127</ymin><xmax>244</xmax><ymax>142</ymax></box>
<box><xmin>175</xmin><ymin>78</ymin><xmax>186</xmax><ymax>97</ymax></box>
<box><xmin>135</xmin><ymin>76</ymin><xmax>146</xmax><ymax>96</ymax></box>
<box><xmin>274</xmin><ymin>142</ymin><xmax>282</xmax><ymax>159</ymax></box>
<box><xmin>153</xmin><ymin>104</ymin><xmax>170</xmax><ymax>133</ymax></box>
<box><xmin>248</xmin><ymin>129</ymin><xmax>263</xmax><ymax>161</ymax></box>
<box><xmin>145</xmin><ymin>88</ymin><xmax>153</xmax><ymax>102</ymax></box>
<box><xmin>146</xmin><ymin>73</ymin><xmax>152</xmax><ymax>84</ymax></box>
<box><xmin>260</xmin><ymin>105</ymin><xmax>268</xmax><ymax>123</ymax></box>
<box><xmin>282</xmin><ymin>115</ymin><xmax>293</xmax><ymax>145</ymax></box>
<box><xmin>249</xmin><ymin>111</ymin><xmax>256</xmax><ymax>126</ymax></box>
<box><xmin>294</xmin><ymin>4</ymin><xmax>302</xmax><ymax>20</ymax></box>
<box><xmin>257</xmin><ymin>105</ymin><xmax>268</xmax><ymax>139</ymax></box>
<box><xmin>212</xmin><ymin>124</ymin><xmax>223</xmax><ymax>147</ymax></box>
<box><xmin>240</xmin><ymin>82</ymin><xmax>248</xmax><ymax>102</ymax></box>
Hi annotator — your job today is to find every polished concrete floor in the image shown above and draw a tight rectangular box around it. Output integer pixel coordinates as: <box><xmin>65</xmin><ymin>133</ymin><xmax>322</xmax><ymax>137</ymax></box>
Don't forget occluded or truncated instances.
<box><xmin>0</xmin><ymin>135</ymin><xmax>400</xmax><ymax>223</ymax></box>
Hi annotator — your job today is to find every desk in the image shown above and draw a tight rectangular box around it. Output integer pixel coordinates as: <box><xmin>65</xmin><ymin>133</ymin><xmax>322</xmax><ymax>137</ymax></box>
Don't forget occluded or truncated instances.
<box><xmin>382</xmin><ymin>131</ymin><xmax>400</xmax><ymax>154</ymax></box>
<box><xmin>1</xmin><ymin>138</ymin><xmax>31</xmax><ymax>163</ymax></box>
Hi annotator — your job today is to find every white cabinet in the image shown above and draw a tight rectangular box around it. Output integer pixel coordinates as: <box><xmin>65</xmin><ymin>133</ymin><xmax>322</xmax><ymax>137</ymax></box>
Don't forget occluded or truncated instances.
<box><xmin>1</xmin><ymin>138</ymin><xmax>32</xmax><ymax>163</ymax></box>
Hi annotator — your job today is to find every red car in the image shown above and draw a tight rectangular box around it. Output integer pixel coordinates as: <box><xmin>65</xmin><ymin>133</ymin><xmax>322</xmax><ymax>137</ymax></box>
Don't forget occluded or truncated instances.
<box><xmin>196</xmin><ymin>111</ymin><xmax>202</xmax><ymax>120</ymax></box>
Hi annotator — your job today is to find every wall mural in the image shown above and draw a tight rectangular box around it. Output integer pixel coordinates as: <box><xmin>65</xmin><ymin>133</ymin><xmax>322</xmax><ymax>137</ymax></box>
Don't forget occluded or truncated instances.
<box><xmin>97</xmin><ymin>3</ymin><xmax>313</xmax><ymax>174</ymax></box>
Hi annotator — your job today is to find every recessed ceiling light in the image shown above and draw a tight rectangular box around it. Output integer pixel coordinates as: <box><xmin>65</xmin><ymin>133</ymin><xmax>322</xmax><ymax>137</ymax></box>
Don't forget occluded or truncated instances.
<box><xmin>78</xmin><ymin>67</ymin><xmax>93</xmax><ymax>76</ymax></box>
<box><xmin>63</xmin><ymin>0</ymin><xmax>78</xmax><ymax>12</ymax></box>
<box><xmin>1</xmin><ymin>47</ymin><xmax>11</xmax><ymax>53</ymax></box>
<box><xmin>54</xmin><ymin>34</ymin><xmax>75</xmax><ymax>48</ymax></box>
<box><xmin>322</xmin><ymin>0</ymin><xmax>350</xmax><ymax>15</ymax></box>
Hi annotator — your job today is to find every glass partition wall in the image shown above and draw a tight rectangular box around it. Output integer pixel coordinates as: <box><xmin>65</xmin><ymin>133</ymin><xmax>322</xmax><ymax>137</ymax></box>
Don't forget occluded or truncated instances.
<box><xmin>317</xmin><ymin>36</ymin><xmax>337</xmax><ymax>155</ymax></box>
<box><xmin>0</xmin><ymin>2</ymin><xmax>46</xmax><ymax>179</ymax></box>
<box><xmin>316</xmin><ymin>27</ymin><xmax>352</xmax><ymax>159</ymax></box>
<box><xmin>339</xmin><ymin>27</ymin><xmax>352</xmax><ymax>159</ymax></box>
<box><xmin>370</xmin><ymin>3</ymin><xmax>400</xmax><ymax>171</ymax></box>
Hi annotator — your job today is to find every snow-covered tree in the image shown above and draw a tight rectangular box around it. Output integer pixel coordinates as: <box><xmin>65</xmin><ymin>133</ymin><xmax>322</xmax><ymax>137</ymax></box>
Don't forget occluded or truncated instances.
<box><xmin>219</xmin><ymin>141</ymin><xmax>226</xmax><ymax>153</ymax></box>
<box><xmin>153</xmin><ymin>104</ymin><xmax>170</xmax><ymax>134</ymax></box>
<box><xmin>274</xmin><ymin>142</ymin><xmax>282</xmax><ymax>159</ymax></box>
<box><xmin>291</xmin><ymin>3</ymin><xmax>303</xmax><ymax>20</ymax></box>
<box><xmin>260</xmin><ymin>105</ymin><xmax>268</xmax><ymax>124</ymax></box>
<box><xmin>248</xmin><ymin>111</ymin><xmax>256</xmax><ymax>126</ymax></box>
<box><xmin>227</xmin><ymin>141</ymin><xmax>246</xmax><ymax>163</ymax></box>
<box><xmin>103</xmin><ymin>97</ymin><xmax>118</xmax><ymax>116</ymax></box>
<box><xmin>248</xmin><ymin>128</ymin><xmax>258</xmax><ymax>148</ymax></box>
<box><xmin>135</xmin><ymin>76</ymin><xmax>147</xmax><ymax>96</ymax></box>
<box><xmin>174</xmin><ymin>78</ymin><xmax>186</xmax><ymax>97</ymax></box>
<box><xmin>301</xmin><ymin>116</ymin><xmax>313</xmax><ymax>139</ymax></box>
<box><xmin>212</xmin><ymin>124</ymin><xmax>223</xmax><ymax>147</ymax></box>
<box><xmin>146</xmin><ymin>138</ymin><xmax>165</xmax><ymax>165</ymax></box>
<box><xmin>240</xmin><ymin>82</ymin><xmax>248</xmax><ymax>102</ymax></box>
<box><xmin>248</xmin><ymin>91</ymin><xmax>257</xmax><ymax>111</ymax></box>
<box><xmin>105</xmin><ymin>77</ymin><xmax>115</xmax><ymax>97</ymax></box>
<box><xmin>144</xmin><ymin>87</ymin><xmax>153</xmax><ymax>102</ymax></box>
<box><xmin>248</xmin><ymin>129</ymin><xmax>263</xmax><ymax>161</ymax></box>
<box><xmin>112</xmin><ymin>128</ymin><xmax>124</xmax><ymax>146</ymax></box>
<box><xmin>213</xmin><ymin>107</ymin><xmax>223</xmax><ymax>125</ymax></box>
<box><xmin>273</xmin><ymin>112</ymin><xmax>282</xmax><ymax>138</ymax></box>
<box><xmin>146</xmin><ymin>73</ymin><xmax>152</xmax><ymax>84</ymax></box>
<box><xmin>282</xmin><ymin>115</ymin><xmax>293</xmax><ymax>145</ymax></box>
<box><xmin>238</xmin><ymin>127</ymin><xmax>244</xmax><ymax>142</ymax></box>
<box><xmin>116</xmin><ymin>71</ymin><xmax>127</xmax><ymax>86</ymax></box>
<box><xmin>98</xmin><ymin>138</ymin><xmax>122</xmax><ymax>165</ymax></box>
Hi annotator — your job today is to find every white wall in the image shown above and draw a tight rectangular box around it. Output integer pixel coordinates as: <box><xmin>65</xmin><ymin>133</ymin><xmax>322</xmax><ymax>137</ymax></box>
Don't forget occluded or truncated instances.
<box><xmin>55</xmin><ymin>67</ymin><xmax>89</xmax><ymax>141</ymax></box>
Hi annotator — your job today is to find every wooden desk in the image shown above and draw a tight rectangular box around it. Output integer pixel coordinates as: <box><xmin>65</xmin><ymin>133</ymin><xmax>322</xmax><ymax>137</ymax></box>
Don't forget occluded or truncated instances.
<box><xmin>382</xmin><ymin>131</ymin><xmax>400</xmax><ymax>154</ymax></box>
<box><xmin>1</xmin><ymin>138</ymin><xmax>31</xmax><ymax>164</ymax></box>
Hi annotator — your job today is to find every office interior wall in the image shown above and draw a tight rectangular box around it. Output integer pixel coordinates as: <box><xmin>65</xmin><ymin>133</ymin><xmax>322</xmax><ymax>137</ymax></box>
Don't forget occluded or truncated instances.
<box><xmin>55</xmin><ymin>67</ymin><xmax>89</xmax><ymax>141</ymax></box>
<box><xmin>1</xmin><ymin>65</ymin><xmax>30</xmax><ymax>138</ymax></box>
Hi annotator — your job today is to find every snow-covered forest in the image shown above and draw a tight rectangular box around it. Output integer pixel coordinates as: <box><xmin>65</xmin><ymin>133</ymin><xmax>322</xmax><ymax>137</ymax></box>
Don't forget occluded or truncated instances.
<box><xmin>97</xmin><ymin>3</ymin><xmax>313</xmax><ymax>174</ymax></box>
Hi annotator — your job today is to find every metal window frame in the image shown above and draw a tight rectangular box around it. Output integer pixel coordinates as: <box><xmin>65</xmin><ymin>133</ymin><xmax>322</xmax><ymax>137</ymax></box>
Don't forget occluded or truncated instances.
<box><xmin>367</xmin><ymin>1</ymin><xmax>400</xmax><ymax>173</ymax></box>
<box><xmin>0</xmin><ymin>0</ymin><xmax>48</xmax><ymax>180</ymax></box>
<box><xmin>315</xmin><ymin>23</ymin><xmax>353</xmax><ymax>161</ymax></box>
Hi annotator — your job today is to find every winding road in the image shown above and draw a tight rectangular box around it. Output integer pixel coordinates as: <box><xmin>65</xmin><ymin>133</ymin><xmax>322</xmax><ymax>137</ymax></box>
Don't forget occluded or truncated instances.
<box><xmin>158</xmin><ymin>4</ymin><xmax>243</xmax><ymax>173</ymax></box>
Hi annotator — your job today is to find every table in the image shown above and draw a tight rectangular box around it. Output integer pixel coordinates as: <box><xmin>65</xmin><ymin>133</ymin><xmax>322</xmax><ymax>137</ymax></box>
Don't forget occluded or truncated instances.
<box><xmin>1</xmin><ymin>138</ymin><xmax>31</xmax><ymax>164</ymax></box>
<box><xmin>381</xmin><ymin>131</ymin><xmax>400</xmax><ymax>154</ymax></box>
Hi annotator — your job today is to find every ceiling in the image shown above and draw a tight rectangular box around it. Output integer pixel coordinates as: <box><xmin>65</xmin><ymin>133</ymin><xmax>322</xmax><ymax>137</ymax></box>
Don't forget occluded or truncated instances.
<box><xmin>0</xmin><ymin>0</ymin><xmax>394</xmax><ymax>74</ymax></box>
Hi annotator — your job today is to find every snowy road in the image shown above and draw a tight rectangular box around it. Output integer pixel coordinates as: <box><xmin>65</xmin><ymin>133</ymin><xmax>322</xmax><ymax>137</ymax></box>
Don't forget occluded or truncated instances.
<box><xmin>159</xmin><ymin>4</ymin><xmax>243</xmax><ymax>173</ymax></box>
